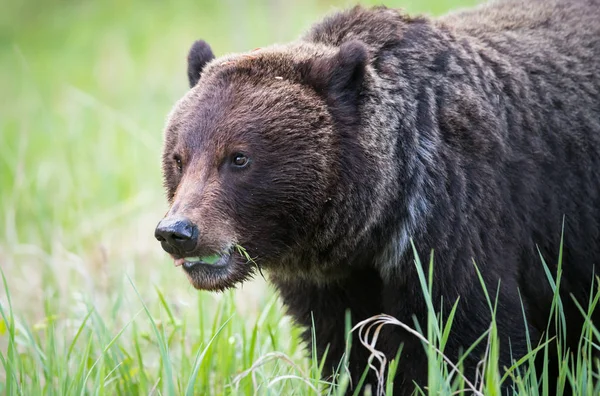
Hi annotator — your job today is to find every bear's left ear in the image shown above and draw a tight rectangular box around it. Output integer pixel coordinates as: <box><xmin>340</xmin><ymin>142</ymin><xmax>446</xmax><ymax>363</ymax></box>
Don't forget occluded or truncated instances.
<box><xmin>187</xmin><ymin>40</ymin><xmax>215</xmax><ymax>88</ymax></box>
<box><xmin>302</xmin><ymin>40</ymin><xmax>369</xmax><ymax>117</ymax></box>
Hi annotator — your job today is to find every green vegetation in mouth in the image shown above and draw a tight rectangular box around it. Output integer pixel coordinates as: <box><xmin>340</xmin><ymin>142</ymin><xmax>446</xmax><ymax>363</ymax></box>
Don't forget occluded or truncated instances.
<box><xmin>234</xmin><ymin>244</ymin><xmax>255</xmax><ymax>264</ymax></box>
<box><xmin>200</xmin><ymin>254</ymin><xmax>221</xmax><ymax>265</ymax></box>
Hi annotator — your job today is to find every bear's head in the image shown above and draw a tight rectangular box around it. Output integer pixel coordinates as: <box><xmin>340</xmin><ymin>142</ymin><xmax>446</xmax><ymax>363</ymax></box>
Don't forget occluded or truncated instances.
<box><xmin>155</xmin><ymin>39</ymin><xmax>371</xmax><ymax>291</ymax></box>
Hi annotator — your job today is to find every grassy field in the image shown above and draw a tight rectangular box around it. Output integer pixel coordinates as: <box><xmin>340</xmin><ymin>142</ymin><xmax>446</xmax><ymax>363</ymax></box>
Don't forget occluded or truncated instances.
<box><xmin>2</xmin><ymin>0</ymin><xmax>599</xmax><ymax>394</ymax></box>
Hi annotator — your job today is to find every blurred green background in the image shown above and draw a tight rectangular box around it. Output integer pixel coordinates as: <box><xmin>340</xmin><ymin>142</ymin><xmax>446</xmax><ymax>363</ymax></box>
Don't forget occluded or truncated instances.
<box><xmin>0</xmin><ymin>0</ymin><xmax>476</xmax><ymax>393</ymax></box>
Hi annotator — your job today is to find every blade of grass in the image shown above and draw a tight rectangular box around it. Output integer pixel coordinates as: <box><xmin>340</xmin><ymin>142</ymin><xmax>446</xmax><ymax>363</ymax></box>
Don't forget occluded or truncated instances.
<box><xmin>184</xmin><ymin>316</ymin><xmax>232</xmax><ymax>396</ymax></box>
<box><xmin>128</xmin><ymin>276</ymin><xmax>176</xmax><ymax>396</ymax></box>
<box><xmin>79</xmin><ymin>310</ymin><xmax>141</xmax><ymax>396</ymax></box>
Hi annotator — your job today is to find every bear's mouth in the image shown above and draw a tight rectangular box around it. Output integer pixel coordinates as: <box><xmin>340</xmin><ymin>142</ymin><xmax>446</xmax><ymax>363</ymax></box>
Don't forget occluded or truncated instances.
<box><xmin>174</xmin><ymin>253</ymin><xmax>228</xmax><ymax>268</ymax></box>
<box><xmin>173</xmin><ymin>247</ymin><xmax>255</xmax><ymax>291</ymax></box>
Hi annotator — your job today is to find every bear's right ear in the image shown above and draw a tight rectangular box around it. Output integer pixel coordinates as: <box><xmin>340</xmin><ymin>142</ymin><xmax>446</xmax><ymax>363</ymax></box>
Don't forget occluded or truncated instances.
<box><xmin>187</xmin><ymin>40</ymin><xmax>215</xmax><ymax>88</ymax></box>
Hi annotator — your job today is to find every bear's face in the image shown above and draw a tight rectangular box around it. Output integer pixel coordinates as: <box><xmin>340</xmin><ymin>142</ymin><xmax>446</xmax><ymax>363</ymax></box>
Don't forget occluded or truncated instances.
<box><xmin>156</xmin><ymin>40</ymin><xmax>369</xmax><ymax>290</ymax></box>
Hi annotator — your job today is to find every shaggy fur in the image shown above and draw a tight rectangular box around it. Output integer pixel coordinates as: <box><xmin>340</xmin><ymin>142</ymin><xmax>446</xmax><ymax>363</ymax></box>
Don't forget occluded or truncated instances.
<box><xmin>158</xmin><ymin>0</ymin><xmax>600</xmax><ymax>393</ymax></box>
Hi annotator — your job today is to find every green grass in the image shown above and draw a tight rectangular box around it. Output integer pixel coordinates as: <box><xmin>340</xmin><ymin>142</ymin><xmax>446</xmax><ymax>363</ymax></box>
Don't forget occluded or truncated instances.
<box><xmin>1</xmin><ymin>0</ymin><xmax>599</xmax><ymax>394</ymax></box>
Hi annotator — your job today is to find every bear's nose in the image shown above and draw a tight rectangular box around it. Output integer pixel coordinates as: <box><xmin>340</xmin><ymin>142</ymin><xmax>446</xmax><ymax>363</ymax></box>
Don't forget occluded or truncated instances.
<box><xmin>154</xmin><ymin>216</ymin><xmax>198</xmax><ymax>255</ymax></box>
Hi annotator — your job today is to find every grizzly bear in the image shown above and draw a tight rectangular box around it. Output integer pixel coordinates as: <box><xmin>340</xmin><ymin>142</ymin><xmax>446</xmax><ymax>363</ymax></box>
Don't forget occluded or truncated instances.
<box><xmin>155</xmin><ymin>0</ymin><xmax>600</xmax><ymax>393</ymax></box>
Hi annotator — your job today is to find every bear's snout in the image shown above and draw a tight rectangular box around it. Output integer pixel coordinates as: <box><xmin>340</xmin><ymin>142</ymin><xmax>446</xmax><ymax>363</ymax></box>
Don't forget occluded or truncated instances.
<box><xmin>154</xmin><ymin>216</ymin><xmax>198</xmax><ymax>256</ymax></box>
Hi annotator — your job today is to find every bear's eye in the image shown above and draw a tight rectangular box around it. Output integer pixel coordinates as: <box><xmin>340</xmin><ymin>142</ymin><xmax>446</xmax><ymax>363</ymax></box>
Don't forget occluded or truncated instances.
<box><xmin>231</xmin><ymin>153</ymin><xmax>250</xmax><ymax>168</ymax></box>
<box><xmin>173</xmin><ymin>155</ymin><xmax>183</xmax><ymax>172</ymax></box>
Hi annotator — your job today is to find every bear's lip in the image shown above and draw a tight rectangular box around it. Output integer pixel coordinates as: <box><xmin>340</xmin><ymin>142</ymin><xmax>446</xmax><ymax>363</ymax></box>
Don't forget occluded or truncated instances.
<box><xmin>173</xmin><ymin>248</ymin><xmax>254</xmax><ymax>291</ymax></box>
<box><xmin>174</xmin><ymin>253</ymin><xmax>226</xmax><ymax>267</ymax></box>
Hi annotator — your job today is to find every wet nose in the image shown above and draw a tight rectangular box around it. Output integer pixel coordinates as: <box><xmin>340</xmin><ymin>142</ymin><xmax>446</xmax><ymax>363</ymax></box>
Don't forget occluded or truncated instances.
<box><xmin>154</xmin><ymin>217</ymin><xmax>198</xmax><ymax>255</ymax></box>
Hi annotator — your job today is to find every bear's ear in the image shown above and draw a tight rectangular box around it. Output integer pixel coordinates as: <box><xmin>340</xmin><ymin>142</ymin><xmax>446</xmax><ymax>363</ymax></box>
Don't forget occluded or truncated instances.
<box><xmin>302</xmin><ymin>40</ymin><xmax>368</xmax><ymax>116</ymax></box>
<box><xmin>187</xmin><ymin>40</ymin><xmax>215</xmax><ymax>88</ymax></box>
